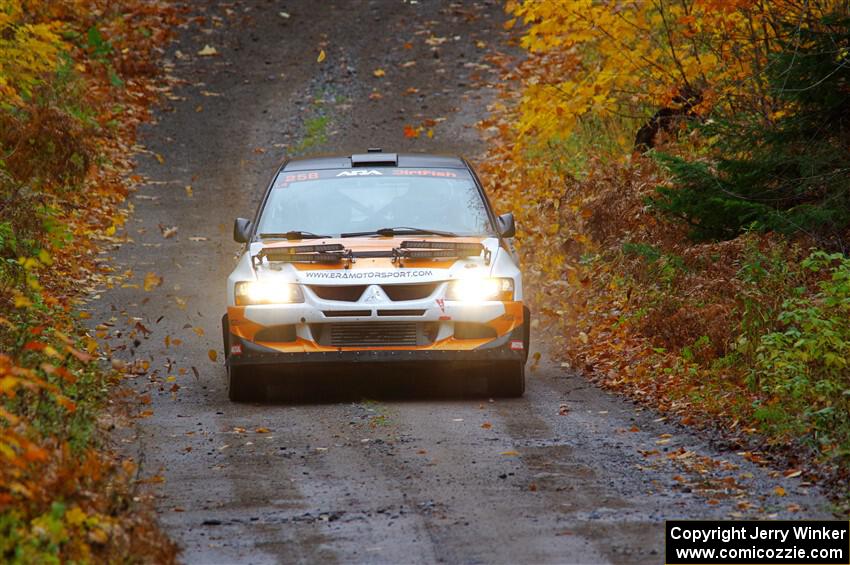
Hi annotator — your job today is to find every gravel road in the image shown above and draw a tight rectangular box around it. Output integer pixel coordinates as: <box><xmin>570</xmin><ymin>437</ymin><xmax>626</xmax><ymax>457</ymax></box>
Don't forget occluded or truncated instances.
<box><xmin>89</xmin><ymin>1</ymin><xmax>834</xmax><ymax>563</ymax></box>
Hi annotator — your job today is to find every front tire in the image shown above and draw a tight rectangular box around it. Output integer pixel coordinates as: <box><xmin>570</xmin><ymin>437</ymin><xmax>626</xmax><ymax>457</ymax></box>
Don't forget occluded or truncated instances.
<box><xmin>489</xmin><ymin>361</ymin><xmax>525</xmax><ymax>398</ymax></box>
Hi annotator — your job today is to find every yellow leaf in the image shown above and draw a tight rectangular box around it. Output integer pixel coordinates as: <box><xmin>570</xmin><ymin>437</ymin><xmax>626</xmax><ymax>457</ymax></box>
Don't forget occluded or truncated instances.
<box><xmin>143</xmin><ymin>272</ymin><xmax>162</xmax><ymax>291</ymax></box>
<box><xmin>65</xmin><ymin>506</ymin><xmax>87</xmax><ymax>527</ymax></box>
<box><xmin>317</xmin><ymin>49</ymin><xmax>326</xmax><ymax>63</ymax></box>
<box><xmin>500</xmin><ymin>450</ymin><xmax>519</xmax><ymax>456</ymax></box>
<box><xmin>774</xmin><ymin>486</ymin><xmax>787</xmax><ymax>497</ymax></box>
<box><xmin>197</xmin><ymin>45</ymin><xmax>218</xmax><ymax>56</ymax></box>
<box><xmin>373</xmin><ymin>68</ymin><xmax>385</xmax><ymax>78</ymax></box>
<box><xmin>193</xmin><ymin>327</ymin><xmax>205</xmax><ymax>336</ymax></box>
<box><xmin>208</xmin><ymin>349</ymin><xmax>218</xmax><ymax>362</ymax></box>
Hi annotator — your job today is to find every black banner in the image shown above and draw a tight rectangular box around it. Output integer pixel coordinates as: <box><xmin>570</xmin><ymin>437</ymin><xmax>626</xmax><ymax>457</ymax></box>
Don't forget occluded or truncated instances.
<box><xmin>666</xmin><ymin>520</ymin><xmax>850</xmax><ymax>564</ymax></box>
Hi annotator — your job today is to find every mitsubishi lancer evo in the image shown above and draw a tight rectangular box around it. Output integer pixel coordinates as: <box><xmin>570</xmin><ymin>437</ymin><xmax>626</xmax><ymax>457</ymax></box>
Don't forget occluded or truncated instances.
<box><xmin>222</xmin><ymin>150</ymin><xmax>529</xmax><ymax>401</ymax></box>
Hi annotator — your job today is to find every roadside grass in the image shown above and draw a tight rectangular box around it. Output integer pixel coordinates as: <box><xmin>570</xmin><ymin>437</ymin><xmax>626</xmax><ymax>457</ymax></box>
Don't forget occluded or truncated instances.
<box><xmin>0</xmin><ymin>0</ymin><xmax>180</xmax><ymax>560</ymax></box>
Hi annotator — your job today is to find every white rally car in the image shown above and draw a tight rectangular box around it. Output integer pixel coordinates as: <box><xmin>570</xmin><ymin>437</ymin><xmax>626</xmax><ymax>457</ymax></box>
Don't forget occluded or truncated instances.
<box><xmin>222</xmin><ymin>150</ymin><xmax>529</xmax><ymax>400</ymax></box>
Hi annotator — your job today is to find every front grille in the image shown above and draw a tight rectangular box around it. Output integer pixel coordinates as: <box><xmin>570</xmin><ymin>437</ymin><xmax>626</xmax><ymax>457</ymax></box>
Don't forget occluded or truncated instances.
<box><xmin>309</xmin><ymin>285</ymin><xmax>367</xmax><ymax>302</ymax></box>
<box><xmin>327</xmin><ymin>322</ymin><xmax>421</xmax><ymax>347</ymax></box>
<box><xmin>377</xmin><ymin>309</ymin><xmax>426</xmax><ymax>317</ymax></box>
<box><xmin>322</xmin><ymin>310</ymin><xmax>371</xmax><ymax>318</ymax></box>
<box><xmin>381</xmin><ymin>283</ymin><xmax>438</xmax><ymax>301</ymax></box>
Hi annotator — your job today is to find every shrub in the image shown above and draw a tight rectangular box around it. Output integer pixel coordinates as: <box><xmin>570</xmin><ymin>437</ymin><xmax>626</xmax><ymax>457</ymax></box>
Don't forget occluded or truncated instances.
<box><xmin>750</xmin><ymin>251</ymin><xmax>850</xmax><ymax>460</ymax></box>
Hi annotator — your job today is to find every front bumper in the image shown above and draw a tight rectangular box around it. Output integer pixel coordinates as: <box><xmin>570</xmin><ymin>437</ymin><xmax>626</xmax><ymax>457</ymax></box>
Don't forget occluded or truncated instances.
<box><xmin>224</xmin><ymin>309</ymin><xmax>528</xmax><ymax>368</ymax></box>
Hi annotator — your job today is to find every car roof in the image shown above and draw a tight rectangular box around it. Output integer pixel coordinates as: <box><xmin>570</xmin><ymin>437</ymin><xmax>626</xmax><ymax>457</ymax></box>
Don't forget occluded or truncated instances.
<box><xmin>282</xmin><ymin>152</ymin><xmax>468</xmax><ymax>171</ymax></box>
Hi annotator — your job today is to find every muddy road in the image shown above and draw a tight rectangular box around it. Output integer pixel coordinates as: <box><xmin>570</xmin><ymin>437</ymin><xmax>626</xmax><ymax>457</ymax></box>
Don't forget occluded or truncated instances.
<box><xmin>90</xmin><ymin>1</ymin><xmax>832</xmax><ymax>563</ymax></box>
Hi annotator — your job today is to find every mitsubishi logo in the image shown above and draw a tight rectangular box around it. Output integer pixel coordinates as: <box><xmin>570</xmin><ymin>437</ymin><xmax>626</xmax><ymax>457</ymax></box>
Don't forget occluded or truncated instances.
<box><xmin>361</xmin><ymin>285</ymin><xmax>387</xmax><ymax>304</ymax></box>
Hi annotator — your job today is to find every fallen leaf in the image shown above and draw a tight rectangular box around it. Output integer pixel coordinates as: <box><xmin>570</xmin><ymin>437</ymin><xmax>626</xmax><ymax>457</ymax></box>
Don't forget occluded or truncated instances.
<box><xmin>193</xmin><ymin>327</ymin><xmax>205</xmax><ymax>336</ymax></box>
<box><xmin>774</xmin><ymin>486</ymin><xmax>787</xmax><ymax>497</ymax></box>
<box><xmin>255</xmin><ymin>427</ymin><xmax>271</xmax><ymax>433</ymax></box>
<box><xmin>279</xmin><ymin>11</ymin><xmax>290</xmax><ymax>18</ymax></box>
<box><xmin>369</xmin><ymin>92</ymin><xmax>383</xmax><ymax>100</ymax></box>
<box><xmin>188</xmin><ymin>236</ymin><xmax>208</xmax><ymax>241</ymax></box>
<box><xmin>143</xmin><ymin>272</ymin><xmax>162</xmax><ymax>291</ymax></box>
<box><xmin>783</xmin><ymin>469</ymin><xmax>802</xmax><ymax>478</ymax></box>
<box><xmin>160</xmin><ymin>225</ymin><xmax>178</xmax><ymax>238</ymax></box>
<box><xmin>197</xmin><ymin>45</ymin><xmax>218</xmax><ymax>56</ymax></box>
<box><xmin>372</xmin><ymin>68</ymin><xmax>385</xmax><ymax>77</ymax></box>
<box><xmin>317</xmin><ymin>49</ymin><xmax>326</xmax><ymax>63</ymax></box>
<box><xmin>208</xmin><ymin>349</ymin><xmax>218</xmax><ymax>362</ymax></box>
<box><xmin>500</xmin><ymin>450</ymin><xmax>519</xmax><ymax>456</ymax></box>
<box><xmin>481</xmin><ymin>422</ymin><xmax>492</xmax><ymax>429</ymax></box>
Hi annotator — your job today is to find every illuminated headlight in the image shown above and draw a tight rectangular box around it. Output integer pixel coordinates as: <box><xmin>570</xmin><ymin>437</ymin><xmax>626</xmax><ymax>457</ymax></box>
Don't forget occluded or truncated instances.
<box><xmin>446</xmin><ymin>277</ymin><xmax>514</xmax><ymax>302</ymax></box>
<box><xmin>235</xmin><ymin>281</ymin><xmax>303</xmax><ymax>305</ymax></box>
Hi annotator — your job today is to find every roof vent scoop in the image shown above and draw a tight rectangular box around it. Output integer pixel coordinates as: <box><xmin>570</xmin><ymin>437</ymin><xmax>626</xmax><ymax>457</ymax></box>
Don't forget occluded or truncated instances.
<box><xmin>367</xmin><ymin>147</ymin><xmax>383</xmax><ymax>153</ymax></box>
<box><xmin>350</xmin><ymin>151</ymin><xmax>398</xmax><ymax>167</ymax></box>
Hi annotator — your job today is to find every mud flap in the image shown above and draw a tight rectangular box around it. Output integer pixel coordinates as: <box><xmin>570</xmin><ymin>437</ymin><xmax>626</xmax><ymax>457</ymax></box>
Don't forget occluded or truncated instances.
<box><xmin>221</xmin><ymin>313</ymin><xmax>230</xmax><ymax>360</ymax></box>
<box><xmin>522</xmin><ymin>305</ymin><xmax>531</xmax><ymax>364</ymax></box>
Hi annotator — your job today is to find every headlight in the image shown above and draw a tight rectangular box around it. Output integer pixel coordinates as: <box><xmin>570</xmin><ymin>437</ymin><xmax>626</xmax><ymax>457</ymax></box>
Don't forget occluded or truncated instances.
<box><xmin>235</xmin><ymin>281</ymin><xmax>303</xmax><ymax>305</ymax></box>
<box><xmin>446</xmin><ymin>277</ymin><xmax>514</xmax><ymax>302</ymax></box>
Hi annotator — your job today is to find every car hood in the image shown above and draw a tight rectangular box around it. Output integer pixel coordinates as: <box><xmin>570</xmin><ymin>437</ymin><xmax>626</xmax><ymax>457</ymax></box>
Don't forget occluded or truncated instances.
<box><xmin>248</xmin><ymin>236</ymin><xmax>499</xmax><ymax>285</ymax></box>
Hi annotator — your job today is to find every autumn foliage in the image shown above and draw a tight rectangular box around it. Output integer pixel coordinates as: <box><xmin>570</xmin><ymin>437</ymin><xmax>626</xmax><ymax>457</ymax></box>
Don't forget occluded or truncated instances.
<box><xmin>481</xmin><ymin>0</ymin><xmax>850</xmax><ymax>504</ymax></box>
<box><xmin>0</xmin><ymin>0</ymin><xmax>179</xmax><ymax>560</ymax></box>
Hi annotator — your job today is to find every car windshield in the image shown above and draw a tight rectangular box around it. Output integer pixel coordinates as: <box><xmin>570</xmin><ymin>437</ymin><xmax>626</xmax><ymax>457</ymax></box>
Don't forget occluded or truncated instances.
<box><xmin>256</xmin><ymin>168</ymin><xmax>494</xmax><ymax>238</ymax></box>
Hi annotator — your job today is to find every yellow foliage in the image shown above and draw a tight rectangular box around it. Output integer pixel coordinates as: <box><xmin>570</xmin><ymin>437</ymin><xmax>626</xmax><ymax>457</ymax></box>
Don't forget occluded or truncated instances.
<box><xmin>0</xmin><ymin>0</ymin><xmax>66</xmax><ymax>105</ymax></box>
<box><xmin>508</xmin><ymin>0</ymin><xmax>842</xmax><ymax>147</ymax></box>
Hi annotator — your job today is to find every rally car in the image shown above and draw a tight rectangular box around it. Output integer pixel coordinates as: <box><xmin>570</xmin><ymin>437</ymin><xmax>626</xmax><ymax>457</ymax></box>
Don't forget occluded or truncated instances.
<box><xmin>222</xmin><ymin>149</ymin><xmax>529</xmax><ymax>401</ymax></box>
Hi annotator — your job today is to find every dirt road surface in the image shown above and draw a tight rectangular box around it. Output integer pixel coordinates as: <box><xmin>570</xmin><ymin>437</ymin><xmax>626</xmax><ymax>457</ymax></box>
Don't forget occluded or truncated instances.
<box><xmin>89</xmin><ymin>1</ymin><xmax>833</xmax><ymax>563</ymax></box>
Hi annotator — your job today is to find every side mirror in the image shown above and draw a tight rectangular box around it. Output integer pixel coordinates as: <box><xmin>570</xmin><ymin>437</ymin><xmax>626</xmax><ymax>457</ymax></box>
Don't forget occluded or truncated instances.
<box><xmin>497</xmin><ymin>212</ymin><xmax>516</xmax><ymax>238</ymax></box>
<box><xmin>233</xmin><ymin>217</ymin><xmax>252</xmax><ymax>243</ymax></box>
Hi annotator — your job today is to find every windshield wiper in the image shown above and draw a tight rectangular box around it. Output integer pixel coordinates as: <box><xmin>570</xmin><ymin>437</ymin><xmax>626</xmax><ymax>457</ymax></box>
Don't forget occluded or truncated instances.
<box><xmin>258</xmin><ymin>230</ymin><xmax>331</xmax><ymax>240</ymax></box>
<box><xmin>340</xmin><ymin>226</ymin><xmax>458</xmax><ymax>238</ymax></box>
